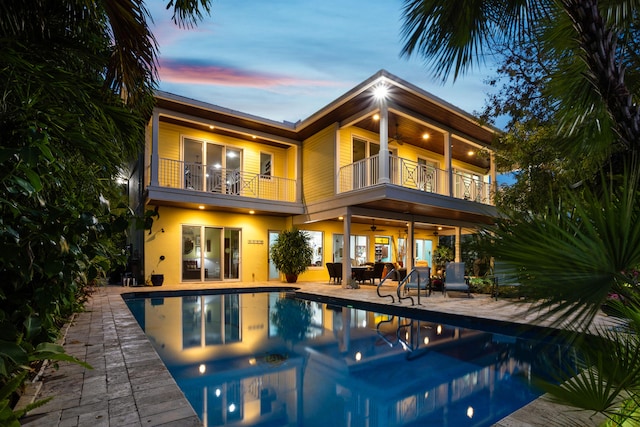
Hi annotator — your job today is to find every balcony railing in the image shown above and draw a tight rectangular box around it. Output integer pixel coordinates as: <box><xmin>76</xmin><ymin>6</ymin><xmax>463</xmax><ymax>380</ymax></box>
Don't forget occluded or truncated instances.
<box><xmin>338</xmin><ymin>154</ymin><xmax>491</xmax><ymax>204</ymax></box>
<box><xmin>157</xmin><ymin>158</ymin><xmax>297</xmax><ymax>202</ymax></box>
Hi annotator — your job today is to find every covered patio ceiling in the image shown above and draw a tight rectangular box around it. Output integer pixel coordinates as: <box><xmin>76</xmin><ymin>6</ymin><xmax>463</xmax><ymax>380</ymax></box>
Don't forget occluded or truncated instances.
<box><xmin>352</xmin><ymin>112</ymin><xmax>491</xmax><ymax>170</ymax></box>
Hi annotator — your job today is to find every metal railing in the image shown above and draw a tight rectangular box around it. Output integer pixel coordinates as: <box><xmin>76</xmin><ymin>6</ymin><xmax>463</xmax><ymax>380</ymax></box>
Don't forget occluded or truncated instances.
<box><xmin>338</xmin><ymin>154</ymin><xmax>492</xmax><ymax>204</ymax></box>
<box><xmin>157</xmin><ymin>158</ymin><xmax>297</xmax><ymax>202</ymax></box>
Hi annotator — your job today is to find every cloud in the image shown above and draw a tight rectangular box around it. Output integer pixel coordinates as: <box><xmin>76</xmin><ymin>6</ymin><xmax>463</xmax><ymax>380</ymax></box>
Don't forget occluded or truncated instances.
<box><xmin>158</xmin><ymin>58</ymin><xmax>340</xmax><ymax>88</ymax></box>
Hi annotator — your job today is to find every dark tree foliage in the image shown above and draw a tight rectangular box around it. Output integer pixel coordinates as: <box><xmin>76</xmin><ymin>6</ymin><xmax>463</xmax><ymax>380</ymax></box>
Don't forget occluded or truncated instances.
<box><xmin>479</xmin><ymin>39</ymin><xmax>599</xmax><ymax>213</ymax></box>
<box><xmin>400</xmin><ymin>1</ymin><xmax>640</xmax><ymax>419</ymax></box>
<box><xmin>0</xmin><ymin>0</ymin><xmax>212</xmax><ymax>413</ymax></box>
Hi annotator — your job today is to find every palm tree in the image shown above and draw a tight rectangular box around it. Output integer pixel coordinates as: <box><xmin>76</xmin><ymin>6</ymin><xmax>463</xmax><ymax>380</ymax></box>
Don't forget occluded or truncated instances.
<box><xmin>0</xmin><ymin>0</ymin><xmax>213</xmax><ymax>420</ymax></box>
<box><xmin>486</xmin><ymin>164</ymin><xmax>640</xmax><ymax>424</ymax></box>
<box><xmin>400</xmin><ymin>0</ymin><xmax>640</xmax><ymax>162</ymax></box>
<box><xmin>1</xmin><ymin>0</ymin><xmax>211</xmax><ymax>113</ymax></box>
<box><xmin>400</xmin><ymin>0</ymin><xmax>640</xmax><ymax>422</ymax></box>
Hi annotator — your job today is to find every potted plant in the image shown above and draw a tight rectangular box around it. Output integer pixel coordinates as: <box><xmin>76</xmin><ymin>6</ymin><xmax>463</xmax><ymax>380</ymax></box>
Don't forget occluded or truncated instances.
<box><xmin>270</xmin><ymin>228</ymin><xmax>314</xmax><ymax>283</ymax></box>
<box><xmin>433</xmin><ymin>245</ymin><xmax>454</xmax><ymax>276</ymax></box>
<box><xmin>150</xmin><ymin>273</ymin><xmax>164</xmax><ymax>286</ymax></box>
<box><xmin>146</xmin><ymin>270</ymin><xmax>164</xmax><ymax>286</ymax></box>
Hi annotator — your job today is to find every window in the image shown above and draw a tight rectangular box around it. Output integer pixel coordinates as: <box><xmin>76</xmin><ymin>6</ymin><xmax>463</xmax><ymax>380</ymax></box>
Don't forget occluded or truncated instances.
<box><xmin>334</xmin><ymin>234</ymin><xmax>369</xmax><ymax>265</ymax></box>
<box><xmin>352</xmin><ymin>137</ymin><xmax>379</xmax><ymax>161</ymax></box>
<box><xmin>182</xmin><ymin>225</ymin><xmax>239</xmax><ymax>281</ymax></box>
<box><xmin>352</xmin><ymin>137</ymin><xmax>381</xmax><ymax>189</ymax></box>
<box><xmin>260</xmin><ymin>152</ymin><xmax>272</xmax><ymax>178</ymax></box>
<box><xmin>306</xmin><ymin>230</ymin><xmax>323</xmax><ymax>267</ymax></box>
<box><xmin>352</xmin><ymin>235</ymin><xmax>368</xmax><ymax>265</ymax></box>
<box><xmin>415</xmin><ymin>239</ymin><xmax>433</xmax><ymax>265</ymax></box>
<box><xmin>182</xmin><ymin>136</ymin><xmax>243</xmax><ymax>194</ymax></box>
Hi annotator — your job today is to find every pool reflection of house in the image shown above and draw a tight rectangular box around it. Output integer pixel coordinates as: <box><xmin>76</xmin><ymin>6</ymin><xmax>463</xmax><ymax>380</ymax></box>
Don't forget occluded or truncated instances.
<box><xmin>130</xmin><ymin>70</ymin><xmax>499</xmax><ymax>285</ymax></box>
<box><xmin>130</xmin><ymin>292</ymin><xmax>546</xmax><ymax>427</ymax></box>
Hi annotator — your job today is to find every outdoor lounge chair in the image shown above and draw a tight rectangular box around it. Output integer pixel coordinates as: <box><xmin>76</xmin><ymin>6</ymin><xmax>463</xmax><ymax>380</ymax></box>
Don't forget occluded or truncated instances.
<box><xmin>492</xmin><ymin>261</ymin><xmax>521</xmax><ymax>300</ymax></box>
<box><xmin>444</xmin><ymin>262</ymin><xmax>470</xmax><ymax>297</ymax></box>
<box><xmin>403</xmin><ymin>266</ymin><xmax>431</xmax><ymax>295</ymax></box>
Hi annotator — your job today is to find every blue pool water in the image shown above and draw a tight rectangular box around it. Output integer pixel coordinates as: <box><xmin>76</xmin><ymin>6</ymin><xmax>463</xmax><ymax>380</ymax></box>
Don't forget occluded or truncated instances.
<box><xmin>123</xmin><ymin>289</ymin><xmax>571</xmax><ymax>427</ymax></box>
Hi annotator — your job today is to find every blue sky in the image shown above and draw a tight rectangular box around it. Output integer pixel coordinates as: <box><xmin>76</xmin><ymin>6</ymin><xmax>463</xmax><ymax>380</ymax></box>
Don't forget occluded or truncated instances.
<box><xmin>148</xmin><ymin>1</ymin><xmax>498</xmax><ymax>124</ymax></box>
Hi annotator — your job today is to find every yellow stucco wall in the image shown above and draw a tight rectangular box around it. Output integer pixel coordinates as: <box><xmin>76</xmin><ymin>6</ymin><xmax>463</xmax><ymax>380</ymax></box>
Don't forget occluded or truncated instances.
<box><xmin>301</xmin><ymin>124</ymin><xmax>336</xmax><ymax>204</ymax></box>
<box><xmin>144</xmin><ymin>206</ymin><xmax>289</xmax><ymax>284</ymax></box>
<box><xmin>157</xmin><ymin>121</ymin><xmax>293</xmax><ymax>179</ymax></box>
<box><xmin>143</xmin><ymin>207</ymin><xmax>444</xmax><ymax>285</ymax></box>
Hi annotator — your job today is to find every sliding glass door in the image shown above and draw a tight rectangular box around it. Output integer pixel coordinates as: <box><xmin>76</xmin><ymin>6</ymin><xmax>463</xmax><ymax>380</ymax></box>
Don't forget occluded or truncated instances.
<box><xmin>182</xmin><ymin>225</ymin><xmax>240</xmax><ymax>281</ymax></box>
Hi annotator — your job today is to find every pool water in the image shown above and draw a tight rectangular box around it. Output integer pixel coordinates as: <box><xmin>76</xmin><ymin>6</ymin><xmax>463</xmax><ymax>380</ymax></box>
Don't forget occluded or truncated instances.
<box><xmin>124</xmin><ymin>290</ymin><xmax>572</xmax><ymax>427</ymax></box>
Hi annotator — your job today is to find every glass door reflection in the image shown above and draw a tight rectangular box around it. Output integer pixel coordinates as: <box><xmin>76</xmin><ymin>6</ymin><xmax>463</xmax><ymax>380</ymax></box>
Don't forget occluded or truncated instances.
<box><xmin>182</xmin><ymin>295</ymin><xmax>240</xmax><ymax>349</ymax></box>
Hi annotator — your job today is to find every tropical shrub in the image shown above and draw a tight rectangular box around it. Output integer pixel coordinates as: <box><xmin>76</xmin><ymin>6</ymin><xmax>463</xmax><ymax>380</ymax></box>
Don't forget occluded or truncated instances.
<box><xmin>269</xmin><ymin>228</ymin><xmax>314</xmax><ymax>278</ymax></box>
<box><xmin>270</xmin><ymin>296</ymin><xmax>312</xmax><ymax>343</ymax></box>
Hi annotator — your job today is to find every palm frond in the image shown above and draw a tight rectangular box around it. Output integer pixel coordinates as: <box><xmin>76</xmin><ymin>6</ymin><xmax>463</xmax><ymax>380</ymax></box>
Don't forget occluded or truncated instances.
<box><xmin>400</xmin><ymin>0</ymin><xmax>550</xmax><ymax>81</ymax></box>
<box><xmin>535</xmin><ymin>303</ymin><xmax>640</xmax><ymax>422</ymax></box>
<box><xmin>487</xmin><ymin>158</ymin><xmax>640</xmax><ymax>330</ymax></box>
<box><xmin>103</xmin><ymin>0</ymin><xmax>158</xmax><ymax>111</ymax></box>
<box><xmin>165</xmin><ymin>0</ymin><xmax>212</xmax><ymax>28</ymax></box>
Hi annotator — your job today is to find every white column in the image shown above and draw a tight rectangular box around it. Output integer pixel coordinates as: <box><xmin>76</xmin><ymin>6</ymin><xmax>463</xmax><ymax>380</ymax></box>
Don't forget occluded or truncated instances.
<box><xmin>343</xmin><ymin>210</ymin><xmax>352</xmax><ymax>283</ymax></box>
<box><xmin>444</xmin><ymin>132</ymin><xmax>452</xmax><ymax>197</ymax></box>
<box><xmin>296</xmin><ymin>144</ymin><xmax>302</xmax><ymax>203</ymax></box>
<box><xmin>379</xmin><ymin>99</ymin><xmax>390</xmax><ymax>184</ymax></box>
<box><xmin>490</xmin><ymin>151</ymin><xmax>497</xmax><ymax>204</ymax></box>
<box><xmin>455</xmin><ymin>227</ymin><xmax>462</xmax><ymax>262</ymax></box>
<box><xmin>407</xmin><ymin>221</ymin><xmax>415</xmax><ymax>270</ymax></box>
<box><xmin>151</xmin><ymin>110</ymin><xmax>160</xmax><ymax>187</ymax></box>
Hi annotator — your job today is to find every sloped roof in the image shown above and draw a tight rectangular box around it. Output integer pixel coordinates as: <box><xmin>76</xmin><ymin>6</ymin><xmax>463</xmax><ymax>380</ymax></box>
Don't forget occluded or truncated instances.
<box><xmin>154</xmin><ymin>69</ymin><xmax>497</xmax><ymax>151</ymax></box>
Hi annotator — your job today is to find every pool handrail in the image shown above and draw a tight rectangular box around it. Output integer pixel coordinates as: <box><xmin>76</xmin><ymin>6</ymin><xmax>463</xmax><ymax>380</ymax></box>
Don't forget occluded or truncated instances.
<box><xmin>376</xmin><ymin>268</ymin><xmax>397</xmax><ymax>303</ymax></box>
<box><xmin>397</xmin><ymin>267</ymin><xmax>430</xmax><ymax>305</ymax></box>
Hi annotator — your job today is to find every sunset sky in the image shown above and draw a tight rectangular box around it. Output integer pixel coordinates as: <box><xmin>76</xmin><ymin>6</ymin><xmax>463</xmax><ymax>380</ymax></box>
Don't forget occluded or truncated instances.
<box><xmin>148</xmin><ymin>1</ymin><xmax>498</xmax><ymax>125</ymax></box>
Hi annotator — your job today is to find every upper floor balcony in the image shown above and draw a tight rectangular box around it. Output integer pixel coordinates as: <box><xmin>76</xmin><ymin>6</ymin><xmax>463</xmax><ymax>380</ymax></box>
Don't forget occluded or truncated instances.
<box><xmin>157</xmin><ymin>158</ymin><xmax>297</xmax><ymax>203</ymax></box>
<box><xmin>338</xmin><ymin>154</ymin><xmax>492</xmax><ymax>204</ymax></box>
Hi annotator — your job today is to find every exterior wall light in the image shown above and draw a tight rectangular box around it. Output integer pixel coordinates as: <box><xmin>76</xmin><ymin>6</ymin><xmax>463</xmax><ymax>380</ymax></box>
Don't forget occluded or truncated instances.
<box><xmin>373</xmin><ymin>84</ymin><xmax>388</xmax><ymax>100</ymax></box>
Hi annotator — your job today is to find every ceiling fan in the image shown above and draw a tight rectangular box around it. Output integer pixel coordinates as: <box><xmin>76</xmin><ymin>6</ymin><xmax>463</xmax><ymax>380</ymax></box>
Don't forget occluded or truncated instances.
<box><xmin>389</xmin><ymin>122</ymin><xmax>407</xmax><ymax>145</ymax></box>
<box><xmin>370</xmin><ymin>220</ymin><xmax>386</xmax><ymax>232</ymax></box>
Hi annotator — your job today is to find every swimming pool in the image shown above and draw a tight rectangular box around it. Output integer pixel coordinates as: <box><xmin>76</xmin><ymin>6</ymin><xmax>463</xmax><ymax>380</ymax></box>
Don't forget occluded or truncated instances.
<box><xmin>123</xmin><ymin>289</ymin><xmax>572</xmax><ymax>427</ymax></box>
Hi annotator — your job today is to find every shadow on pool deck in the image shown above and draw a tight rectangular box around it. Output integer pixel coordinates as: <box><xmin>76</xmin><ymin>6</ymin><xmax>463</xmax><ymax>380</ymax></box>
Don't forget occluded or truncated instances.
<box><xmin>19</xmin><ymin>281</ymin><xmax>610</xmax><ymax>426</ymax></box>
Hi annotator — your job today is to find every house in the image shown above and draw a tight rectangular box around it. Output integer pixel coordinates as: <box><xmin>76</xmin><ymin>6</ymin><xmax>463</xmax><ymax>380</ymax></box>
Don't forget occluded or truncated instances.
<box><xmin>129</xmin><ymin>70</ymin><xmax>498</xmax><ymax>285</ymax></box>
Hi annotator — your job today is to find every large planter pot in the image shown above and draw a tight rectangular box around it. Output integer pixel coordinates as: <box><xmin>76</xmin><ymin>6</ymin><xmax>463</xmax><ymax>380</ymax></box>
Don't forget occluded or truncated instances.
<box><xmin>150</xmin><ymin>274</ymin><xmax>164</xmax><ymax>287</ymax></box>
<box><xmin>285</xmin><ymin>274</ymin><xmax>298</xmax><ymax>283</ymax></box>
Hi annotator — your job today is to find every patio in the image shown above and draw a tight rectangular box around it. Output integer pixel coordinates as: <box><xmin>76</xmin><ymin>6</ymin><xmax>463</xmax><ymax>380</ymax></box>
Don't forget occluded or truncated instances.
<box><xmin>19</xmin><ymin>281</ymin><xmax>612</xmax><ymax>426</ymax></box>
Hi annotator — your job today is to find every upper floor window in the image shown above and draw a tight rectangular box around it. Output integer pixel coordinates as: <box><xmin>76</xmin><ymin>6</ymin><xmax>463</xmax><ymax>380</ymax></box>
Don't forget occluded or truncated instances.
<box><xmin>183</xmin><ymin>137</ymin><xmax>242</xmax><ymax>193</ymax></box>
<box><xmin>260</xmin><ymin>152</ymin><xmax>272</xmax><ymax>178</ymax></box>
<box><xmin>183</xmin><ymin>137</ymin><xmax>241</xmax><ymax>171</ymax></box>
<box><xmin>353</xmin><ymin>137</ymin><xmax>379</xmax><ymax>161</ymax></box>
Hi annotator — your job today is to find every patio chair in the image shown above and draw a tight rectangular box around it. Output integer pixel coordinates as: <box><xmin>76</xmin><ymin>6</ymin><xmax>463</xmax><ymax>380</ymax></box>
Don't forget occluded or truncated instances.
<box><xmin>333</xmin><ymin>262</ymin><xmax>344</xmax><ymax>283</ymax></box>
<box><xmin>364</xmin><ymin>262</ymin><xmax>385</xmax><ymax>285</ymax></box>
<box><xmin>403</xmin><ymin>266</ymin><xmax>431</xmax><ymax>295</ymax></box>
<box><xmin>492</xmin><ymin>261</ymin><xmax>521</xmax><ymax>300</ymax></box>
<box><xmin>326</xmin><ymin>262</ymin><xmax>342</xmax><ymax>284</ymax></box>
<box><xmin>326</xmin><ymin>263</ymin><xmax>335</xmax><ymax>283</ymax></box>
<box><xmin>444</xmin><ymin>262</ymin><xmax>470</xmax><ymax>297</ymax></box>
